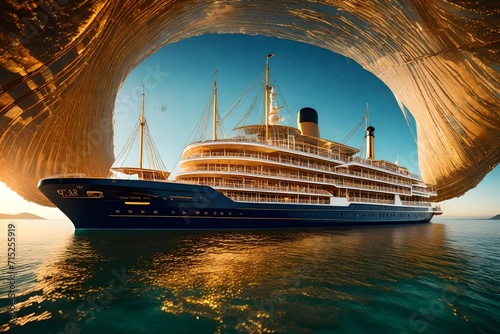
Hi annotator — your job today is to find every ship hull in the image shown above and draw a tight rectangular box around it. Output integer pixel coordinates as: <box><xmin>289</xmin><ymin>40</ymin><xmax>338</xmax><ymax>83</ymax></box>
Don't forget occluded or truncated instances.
<box><xmin>38</xmin><ymin>177</ymin><xmax>435</xmax><ymax>229</ymax></box>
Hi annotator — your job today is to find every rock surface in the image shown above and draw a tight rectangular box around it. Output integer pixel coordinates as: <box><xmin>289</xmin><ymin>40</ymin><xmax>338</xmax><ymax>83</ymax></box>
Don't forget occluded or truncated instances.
<box><xmin>0</xmin><ymin>0</ymin><xmax>498</xmax><ymax>206</ymax></box>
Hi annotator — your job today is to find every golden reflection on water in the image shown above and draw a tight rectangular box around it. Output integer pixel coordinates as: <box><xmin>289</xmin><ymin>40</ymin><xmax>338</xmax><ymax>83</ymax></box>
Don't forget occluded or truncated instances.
<box><xmin>0</xmin><ymin>220</ymin><xmax>73</xmax><ymax>331</ymax></box>
<box><xmin>126</xmin><ymin>224</ymin><xmax>450</xmax><ymax>333</ymax></box>
<box><xmin>2</xmin><ymin>221</ymin><xmax>466</xmax><ymax>333</ymax></box>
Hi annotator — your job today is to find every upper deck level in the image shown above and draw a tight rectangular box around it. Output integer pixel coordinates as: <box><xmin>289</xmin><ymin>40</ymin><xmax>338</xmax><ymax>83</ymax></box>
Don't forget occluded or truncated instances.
<box><xmin>181</xmin><ymin>124</ymin><xmax>425</xmax><ymax>186</ymax></box>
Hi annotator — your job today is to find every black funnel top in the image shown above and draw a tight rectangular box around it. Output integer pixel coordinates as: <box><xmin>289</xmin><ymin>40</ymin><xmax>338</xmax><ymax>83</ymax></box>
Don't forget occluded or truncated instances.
<box><xmin>298</xmin><ymin>107</ymin><xmax>318</xmax><ymax>124</ymax></box>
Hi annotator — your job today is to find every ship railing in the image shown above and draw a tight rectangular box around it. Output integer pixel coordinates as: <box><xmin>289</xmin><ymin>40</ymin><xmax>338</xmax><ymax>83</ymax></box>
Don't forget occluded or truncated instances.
<box><xmin>179</xmin><ymin>166</ymin><xmax>415</xmax><ymax>195</ymax></box>
<box><xmin>335</xmin><ymin>169</ymin><xmax>414</xmax><ymax>187</ymax></box>
<box><xmin>412</xmin><ymin>184</ymin><xmax>436</xmax><ymax>192</ymax></box>
<box><xmin>180</xmin><ymin>166</ymin><xmax>338</xmax><ymax>185</ymax></box>
<box><xmin>411</xmin><ymin>190</ymin><xmax>432</xmax><ymax>197</ymax></box>
<box><xmin>401</xmin><ymin>200</ymin><xmax>432</xmax><ymax>207</ymax></box>
<box><xmin>188</xmin><ymin>140</ymin><xmax>347</xmax><ymax>163</ymax></box>
<box><xmin>183</xmin><ymin>165</ymin><xmax>300</xmax><ymax>180</ymax></box>
<box><xmin>179</xmin><ymin>178</ymin><xmax>332</xmax><ymax>196</ymax></box>
<box><xmin>337</xmin><ymin>180</ymin><xmax>412</xmax><ymax>195</ymax></box>
<box><xmin>227</xmin><ymin>194</ymin><xmax>330</xmax><ymax>205</ymax></box>
<box><xmin>432</xmin><ymin>204</ymin><xmax>442</xmax><ymax>212</ymax></box>
<box><xmin>49</xmin><ymin>173</ymin><xmax>87</xmax><ymax>178</ymax></box>
<box><xmin>349</xmin><ymin>197</ymin><xmax>432</xmax><ymax>207</ymax></box>
<box><xmin>190</xmin><ymin>137</ymin><xmax>426</xmax><ymax>179</ymax></box>
<box><xmin>185</xmin><ymin>150</ymin><xmax>418</xmax><ymax>188</ymax></box>
<box><xmin>348</xmin><ymin>197</ymin><xmax>394</xmax><ymax>205</ymax></box>
<box><xmin>413</xmin><ymin>188</ymin><xmax>437</xmax><ymax>196</ymax></box>
<box><xmin>347</xmin><ymin>156</ymin><xmax>422</xmax><ymax>179</ymax></box>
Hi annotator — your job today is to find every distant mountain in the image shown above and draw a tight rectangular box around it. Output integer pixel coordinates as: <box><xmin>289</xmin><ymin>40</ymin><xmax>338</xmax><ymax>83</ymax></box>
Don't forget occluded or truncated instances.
<box><xmin>0</xmin><ymin>212</ymin><xmax>46</xmax><ymax>220</ymax></box>
<box><xmin>490</xmin><ymin>214</ymin><xmax>500</xmax><ymax>220</ymax></box>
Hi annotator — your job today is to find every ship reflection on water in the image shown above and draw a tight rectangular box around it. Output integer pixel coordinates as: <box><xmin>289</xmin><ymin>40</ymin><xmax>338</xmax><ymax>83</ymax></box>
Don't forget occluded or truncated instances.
<box><xmin>7</xmin><ymin>221</ymin><xmax>483</xmax><ymax>333</ymax></box>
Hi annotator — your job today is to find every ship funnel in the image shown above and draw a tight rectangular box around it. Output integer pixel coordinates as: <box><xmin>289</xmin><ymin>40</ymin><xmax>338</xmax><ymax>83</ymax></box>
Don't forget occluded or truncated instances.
<box><xmin>298</xmin><ymin>107</ymin><xmax>320</xmax><ymax>137</ymax></box>
<box><xmin>365</xmin><ymin>126</ymin><xmax>375</xmax><ymax>160</ymax></box>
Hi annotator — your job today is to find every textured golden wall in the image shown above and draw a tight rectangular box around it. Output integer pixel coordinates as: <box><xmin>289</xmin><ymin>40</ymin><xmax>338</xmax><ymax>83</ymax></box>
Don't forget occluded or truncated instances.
<box><xmin>0</xmin><ymin>0</ymin><xmax>498</xmax><ymax>205</ymax></box>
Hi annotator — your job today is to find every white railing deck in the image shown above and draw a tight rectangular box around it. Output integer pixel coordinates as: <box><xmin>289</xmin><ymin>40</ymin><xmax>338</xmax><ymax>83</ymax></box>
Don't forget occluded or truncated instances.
<box><xmin>182</xmin><ymin>144</ymin><xmax>431</xmax><ymax>190</ymax></box>
<box><xmin>185</xmin><ymin>137</ymin><xmax>423</xmax><ymax>180</ymax></box>
<box><xmin>180</xmin><ymin>178</ymin><xmax>332</xmax><ymax>196</ymax></box>
<box><xmin>178</xmin><ymin>166</ymin><xmax>413</xmax><ymax>196</ymax></box>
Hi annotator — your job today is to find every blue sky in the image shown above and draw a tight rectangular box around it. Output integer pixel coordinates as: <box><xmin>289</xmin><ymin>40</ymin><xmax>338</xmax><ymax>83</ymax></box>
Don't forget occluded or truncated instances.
<box><xmin>1</xmin><ymin>34</ymin><xmax>498</xmax><ymax>218</ymax></box>
<box><xmin>114</xmin><ymin>34</ymin><xmax>420</xmax><ymax>172</ymax></box>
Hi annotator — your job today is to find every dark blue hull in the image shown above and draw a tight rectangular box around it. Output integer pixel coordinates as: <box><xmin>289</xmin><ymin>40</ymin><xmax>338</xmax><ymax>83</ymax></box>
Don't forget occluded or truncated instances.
<box><xmin>38</xmin><ymin>177</ymin><xmax>435</xmax><ymax>229</ymax></box>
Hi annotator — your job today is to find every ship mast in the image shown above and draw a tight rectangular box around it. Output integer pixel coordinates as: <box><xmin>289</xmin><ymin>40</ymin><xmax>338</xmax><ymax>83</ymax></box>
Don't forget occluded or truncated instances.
<box><xmin>139</xmin><ymin>85</ymin><xmax>145</xmax><ymax>168</ymax></box>
<box><xmin>213</xmin><ymin>70</ymin><xmax>218</xmax><ymax>141</ymax></box>
<box><xmin>265</xmin><ymin>54</ymin><xmax>274</xmax><ymax>142</ymax></box>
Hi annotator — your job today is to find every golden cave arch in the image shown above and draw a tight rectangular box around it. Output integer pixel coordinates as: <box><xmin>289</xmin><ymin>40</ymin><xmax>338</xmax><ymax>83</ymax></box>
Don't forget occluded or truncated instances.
<box><xmin>0</xmin><ymin>0</ymin><xmax>498</xmax><ymax>206</ymax></box>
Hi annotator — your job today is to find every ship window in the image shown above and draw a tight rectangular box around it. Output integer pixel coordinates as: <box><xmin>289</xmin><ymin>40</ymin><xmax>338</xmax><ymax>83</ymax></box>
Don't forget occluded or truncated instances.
<box><xmin>153</xmin><ymin>210</ymin><xmax>158</xmax><ymax>214</ymax></box>
<box><xmin>171</xmin><ymin>211</ymin><xmax>175</xmax><ymax>214</ymax></box>
<box><xmin>116</xmin><ymin>210</ymin><xmax>120</xmax><ymax>214</ymax></box>
<box><xmin>128</xmin><ymin>210</ymin><xmax>132</xmax><ymax>214</ymax></box>
<box><xmin>141</xmin><ymin>210</ymin><xmax>145</xmax><ymax>214</ymax></box>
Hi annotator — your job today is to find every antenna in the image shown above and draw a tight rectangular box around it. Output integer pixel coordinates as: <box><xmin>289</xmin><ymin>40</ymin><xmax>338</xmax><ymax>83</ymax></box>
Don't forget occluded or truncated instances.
<box><xmin>365</xmin><ymin>103</ymin><xmax>369</xmax><ymax>128</ymax></box>
<box><xmin>213</xmin><ymin>69</ymin><xmax>218</xmax><ymax>141</ymax></box>
<box><xmin>265</xmin><ymin>54</ymin><xmax>274</xmax><ymax>142</ymax></box>
<box><xmin>139</xmin><ymin>85</ymin><xmax>145</xmax><ymax>168</ymax></box>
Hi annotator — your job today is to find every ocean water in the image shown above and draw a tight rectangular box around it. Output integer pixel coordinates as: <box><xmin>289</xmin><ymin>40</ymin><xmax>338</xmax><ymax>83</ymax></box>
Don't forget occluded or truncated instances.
<box><xmin>0</xmin><ymin>218</ymin><xmax>498</xmax><ymax>333</ymax></box>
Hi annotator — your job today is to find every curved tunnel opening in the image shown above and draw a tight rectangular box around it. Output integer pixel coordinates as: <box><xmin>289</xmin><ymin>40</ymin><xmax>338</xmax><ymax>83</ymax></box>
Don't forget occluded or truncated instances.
<box><xmin>112</xmin><ymin>34</ymin><xmax>420</xmax><ymax>177</ymax></box>
<box><xmin>0</xmin><ymin>0</ymin><xmax>498</xmax><ymax>213</ymax></box>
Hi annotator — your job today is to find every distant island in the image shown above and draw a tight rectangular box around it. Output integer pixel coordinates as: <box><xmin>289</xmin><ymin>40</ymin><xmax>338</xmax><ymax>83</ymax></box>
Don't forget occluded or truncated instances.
<box><xmin>490</xmin><ymin>214</ymin><xmax>500</xmax><ymax>220</ymax></box>
<box><xmin>0</xmin><ymin>212</ymin><xmax>46</xmax><ymax>220</ymax></box>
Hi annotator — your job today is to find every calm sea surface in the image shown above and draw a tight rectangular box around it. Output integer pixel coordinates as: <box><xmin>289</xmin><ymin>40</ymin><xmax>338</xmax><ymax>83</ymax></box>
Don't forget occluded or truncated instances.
<box><xmin>1</xmin><ymin>218</ymin><xmax>498</xmax><ymax>333</ymax></box>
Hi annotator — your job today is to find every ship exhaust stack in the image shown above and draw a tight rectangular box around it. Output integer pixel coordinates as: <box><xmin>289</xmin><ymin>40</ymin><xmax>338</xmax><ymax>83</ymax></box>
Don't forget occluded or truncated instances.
<box><xmin>298</xmin><ymin>107</ymin><xmax>320</xmax><ymax>138</ymax></box>
<box><xmin>365</xmin><ymin>126</ymin><xmax>375</xmax><ymax>160</ymax></box>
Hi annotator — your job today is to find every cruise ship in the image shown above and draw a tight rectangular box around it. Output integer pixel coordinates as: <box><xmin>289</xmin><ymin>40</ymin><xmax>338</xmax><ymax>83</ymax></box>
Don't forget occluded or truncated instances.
<box><xmin>38</xmin><ymin>55</ymin><xmax>442</xmax><ymax>229</ymax></box>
